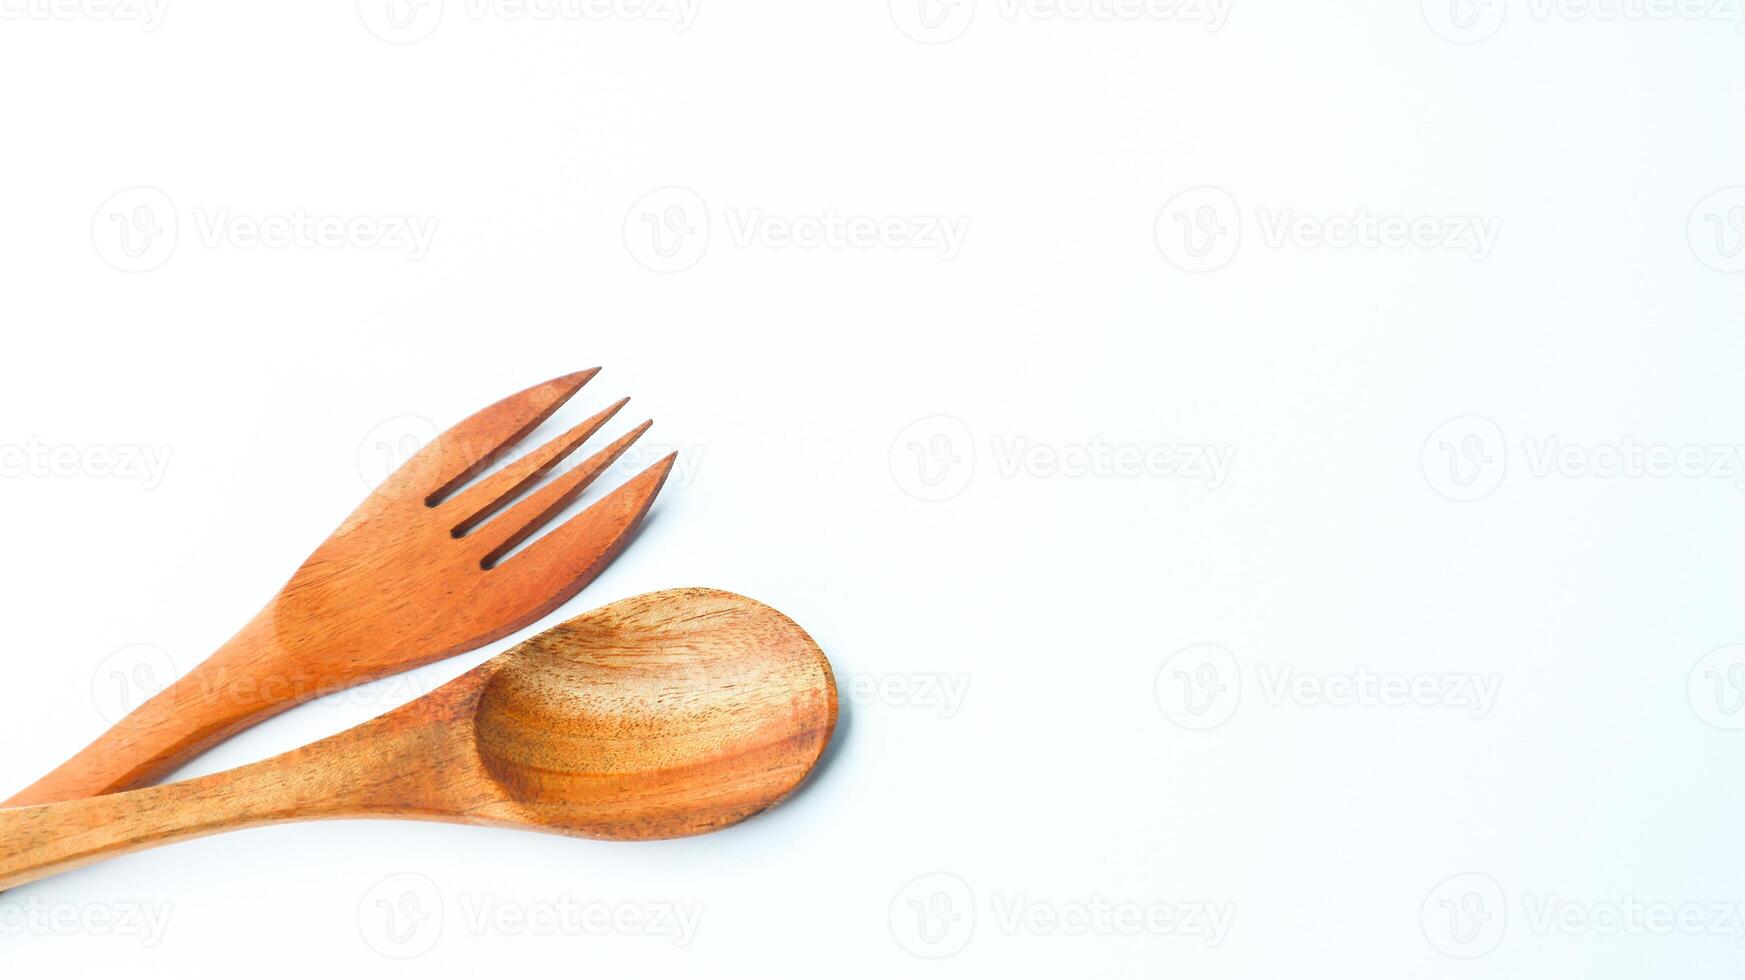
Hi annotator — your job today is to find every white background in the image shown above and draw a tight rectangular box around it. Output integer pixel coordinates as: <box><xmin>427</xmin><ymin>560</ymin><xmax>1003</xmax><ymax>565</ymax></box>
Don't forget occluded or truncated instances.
<box><xmin>3</xmin><ymin>0</ymin><xmax>1745</xmax><ymax>975</ymax></box>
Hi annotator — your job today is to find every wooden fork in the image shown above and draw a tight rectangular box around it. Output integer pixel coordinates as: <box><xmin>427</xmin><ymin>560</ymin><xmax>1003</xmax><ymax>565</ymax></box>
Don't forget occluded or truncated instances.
<box><xmin>4</xmin><ymin>370</ymin><xmax>675</xmax><ymax>808</ymax></box>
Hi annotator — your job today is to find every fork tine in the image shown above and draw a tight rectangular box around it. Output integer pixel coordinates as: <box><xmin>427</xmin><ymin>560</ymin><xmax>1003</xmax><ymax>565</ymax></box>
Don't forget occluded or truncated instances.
<box><xmin>486</xmin><ymin>453</ymin><xmax>676</xmax><ymax>597</ymax></box>
<box><xmin>472</xmin><ymin>421</ymin><xmax>654</xmax><ymax>569</ymax></box>
<box><xmin>444</xmin><ymin>397</ymin><xmax>630</xmax><ymax>537</ymax></box>
<box><xmin>404</xmin><ymin>369</ymin><xmax>599</xmax><ymax>506</ymax></box>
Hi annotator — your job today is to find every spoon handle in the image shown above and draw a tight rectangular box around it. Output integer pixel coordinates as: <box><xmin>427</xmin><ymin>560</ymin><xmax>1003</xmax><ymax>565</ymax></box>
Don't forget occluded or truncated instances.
<box><xmin>0</xmin><ymin>701</ymin><xmax>454</xmax><ymax>890</ymax></box>
<box><xmin>0</xmin><ymin>760</ymin><xmax>321</xmax><ymax>889</ymax></box>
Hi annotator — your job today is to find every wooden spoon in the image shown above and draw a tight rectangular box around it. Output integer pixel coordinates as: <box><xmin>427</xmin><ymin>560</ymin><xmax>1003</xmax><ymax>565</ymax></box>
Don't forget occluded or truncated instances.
<box><xmin>0</xmin><ymin>589</ymin><xmax>837</xmax><ymax>890</ymax></box>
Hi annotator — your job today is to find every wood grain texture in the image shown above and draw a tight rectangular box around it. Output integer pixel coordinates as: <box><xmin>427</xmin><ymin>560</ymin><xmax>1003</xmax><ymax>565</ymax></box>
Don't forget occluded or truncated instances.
<box><xmin>0</xmin><ymin>589</ymin><xmax>838</xmax><ymax>890</ymax></box>
<box><xmin>5</xmin><ymin>371</ymin><xmax>674</xmax><ymax>808</ymax></box>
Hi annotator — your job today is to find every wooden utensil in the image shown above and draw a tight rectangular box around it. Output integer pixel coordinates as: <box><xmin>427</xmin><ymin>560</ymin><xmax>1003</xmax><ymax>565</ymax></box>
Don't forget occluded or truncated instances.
<box><xmin>0</xmin><ymin>589</ymin><xmax>837</xmax><ymax>889</ymax></box>
<box><xmin>6</xmin><ymin>370</ymin><xmax>675</xmax><ymax>808</ymax></box>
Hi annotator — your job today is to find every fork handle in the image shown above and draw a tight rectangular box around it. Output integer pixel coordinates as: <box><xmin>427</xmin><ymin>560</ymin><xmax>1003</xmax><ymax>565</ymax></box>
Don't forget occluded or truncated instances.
<box><xmin>3</xmin><ymin>613</ymin><xmax>311</xmax><ymax>807</ymax></box>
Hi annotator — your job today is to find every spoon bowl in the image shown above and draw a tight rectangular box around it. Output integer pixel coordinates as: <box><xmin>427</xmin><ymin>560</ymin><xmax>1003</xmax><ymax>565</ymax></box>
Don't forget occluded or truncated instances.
<box><xmin>470</xmin><ymin>589</ymin><xmax>837</xmax><ymax>839</ymax></box>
